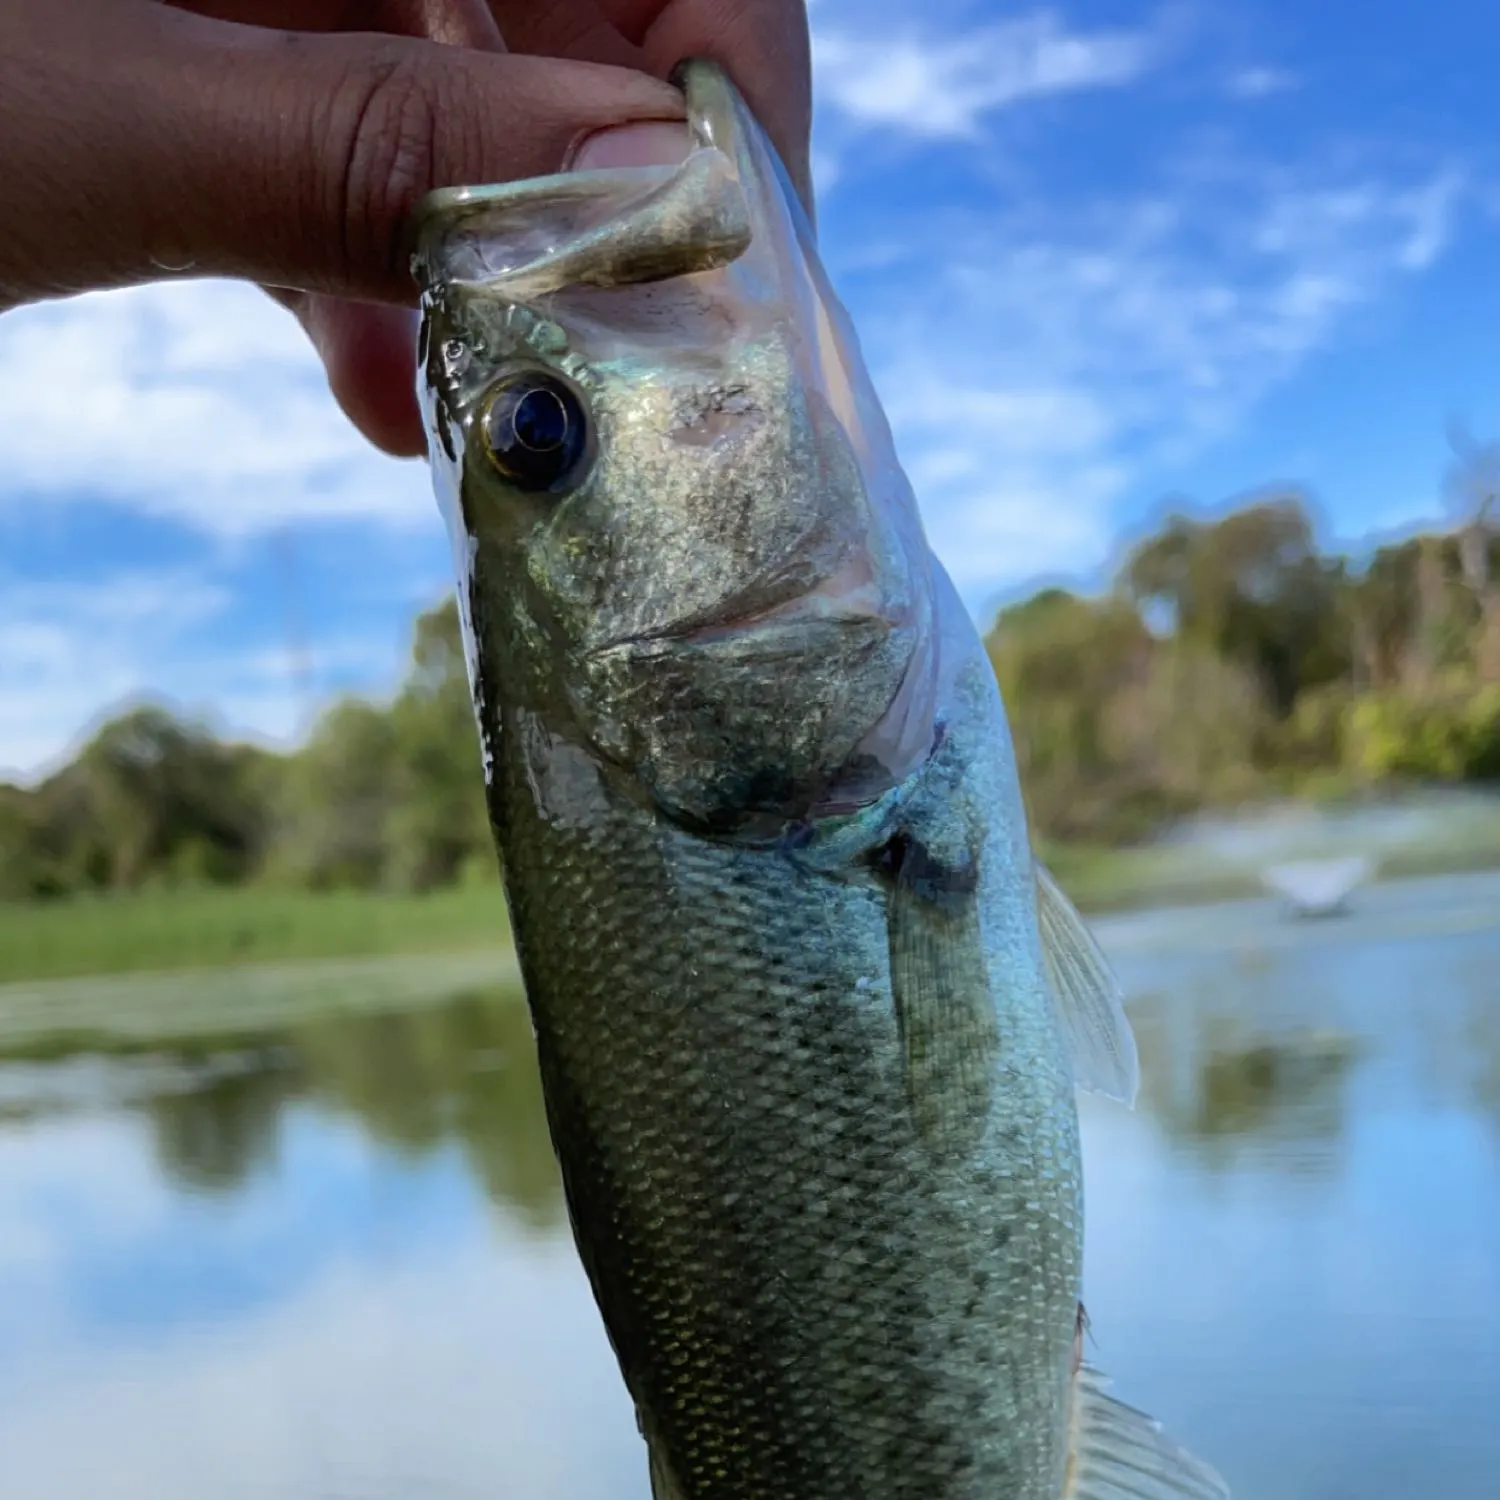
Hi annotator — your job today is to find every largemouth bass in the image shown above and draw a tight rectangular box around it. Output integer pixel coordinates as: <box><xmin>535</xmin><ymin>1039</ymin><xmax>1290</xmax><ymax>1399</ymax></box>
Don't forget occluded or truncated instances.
<box><xmin>410</xmin><ymin>59</ymin><xmax>1228</xmax><ymax>1500</ymax></box>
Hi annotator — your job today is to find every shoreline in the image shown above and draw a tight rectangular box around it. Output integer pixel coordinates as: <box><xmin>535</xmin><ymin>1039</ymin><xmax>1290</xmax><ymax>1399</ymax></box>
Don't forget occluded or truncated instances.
<box><xmin>1</xmin><ymin>860</ymin><xmax>1497</xmax><ymax>1056</ymax></box>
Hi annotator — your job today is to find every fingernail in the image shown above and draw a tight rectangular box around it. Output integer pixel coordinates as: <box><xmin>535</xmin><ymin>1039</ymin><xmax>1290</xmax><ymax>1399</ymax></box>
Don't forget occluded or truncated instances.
<box><xmin>568</xmin><ymin>120</ymin><xmax>691</xmax><ymax>172</ymax></box>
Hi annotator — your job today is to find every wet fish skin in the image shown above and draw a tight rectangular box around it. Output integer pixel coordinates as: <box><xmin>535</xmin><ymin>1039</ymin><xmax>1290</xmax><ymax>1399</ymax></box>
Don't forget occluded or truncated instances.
<box><xmin>412</xmin><ymin>141</ymin><xmax>925</xmax><ymax>838</ymax></box>
<box><xmin>489</xmin><ymin>604</ymin><xmax>1080</xmax><ymax>1500</ymax></box>
<box><xmin>411</xmin><ymin>59</ymin><xmax>1226</xmax><ymax>1500</ymax></box>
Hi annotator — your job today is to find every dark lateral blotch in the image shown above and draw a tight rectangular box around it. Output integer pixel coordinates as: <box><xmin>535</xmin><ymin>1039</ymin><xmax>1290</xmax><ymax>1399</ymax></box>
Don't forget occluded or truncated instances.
<box><xmin>868</xmin><ymin>830</ymin><xmax>979</xmax><ymax>906</ymax></box>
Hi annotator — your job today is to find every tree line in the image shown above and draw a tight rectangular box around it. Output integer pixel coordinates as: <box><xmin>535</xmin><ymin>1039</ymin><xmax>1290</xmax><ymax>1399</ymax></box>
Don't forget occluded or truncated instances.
<box><xmin>2</xmin><ymin>488</ymin><xmax>1499</xmax><ymax>900</ymax></box>
<box><xmin>0</xmin><ymin>600</ymin><xmax>491</xmax><ymax>900</ymax></box>
<box><xmin>989</xmin><ymin>490</ymin><xmax>1500</xmax><ymax>842</ymax></box>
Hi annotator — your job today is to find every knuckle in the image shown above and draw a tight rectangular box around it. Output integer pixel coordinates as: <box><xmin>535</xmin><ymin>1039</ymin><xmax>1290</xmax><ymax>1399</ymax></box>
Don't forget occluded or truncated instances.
<box><xmin>331</xmin><ymin>51</ymin><xmax>447</xmax><ymax>281</ymax></box>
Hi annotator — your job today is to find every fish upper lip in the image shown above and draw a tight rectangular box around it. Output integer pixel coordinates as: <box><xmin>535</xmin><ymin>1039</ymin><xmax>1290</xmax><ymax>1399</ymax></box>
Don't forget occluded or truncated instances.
<box><xmin>590</xmin><ymin>554</ymin><xmax>911</xmax><ymax>657</ymax></box>
<box><xmin>590</xmin><ymin>569</ymin><xmax>838</xmax><ymax>656</ymax></box>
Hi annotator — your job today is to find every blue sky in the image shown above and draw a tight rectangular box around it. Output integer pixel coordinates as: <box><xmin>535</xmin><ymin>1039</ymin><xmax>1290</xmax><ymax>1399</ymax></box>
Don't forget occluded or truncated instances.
<box><xmin>6</xmin><ymin>0</ymin><xmax>1500</xmax><ymax>779</ymax></box>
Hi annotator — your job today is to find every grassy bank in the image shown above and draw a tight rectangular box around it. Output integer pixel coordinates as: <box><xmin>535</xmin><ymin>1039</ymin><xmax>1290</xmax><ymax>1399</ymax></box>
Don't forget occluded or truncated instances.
<box><xmin>4</xmin><ymin>858</ymin><xmax>1187</xmax><ymax>987</ymax></box>
<box><xmin>0</xmin><ymin>882</ymin><xmax>510</xmax><ymax>985</ymax></box>
<box><xmin>0</xmin><ymin>952</ymin><xmax>521</xmax><ymax>1059</ymax></box>
<box><xmin>1039</xmin><ymin>842</ymin><xmax>1265</xmax><ymax>914</ymax></box>
<box><xmin>5</xmin><ymin>807</ymin><xmax>1500</xmax><ymax>988</ymax></box>
<box><xmin>1041</xmin><ymin>797</ymin><xmax>1500</xmax><ymax>913</ymax></box>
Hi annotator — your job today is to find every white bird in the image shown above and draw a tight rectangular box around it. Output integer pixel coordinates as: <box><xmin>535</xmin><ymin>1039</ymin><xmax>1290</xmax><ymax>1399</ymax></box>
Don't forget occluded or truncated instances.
<box><xmin>1260</xmin><ymin>857</ymin><xmax>1375</xmax><ymax>918</ymax></box>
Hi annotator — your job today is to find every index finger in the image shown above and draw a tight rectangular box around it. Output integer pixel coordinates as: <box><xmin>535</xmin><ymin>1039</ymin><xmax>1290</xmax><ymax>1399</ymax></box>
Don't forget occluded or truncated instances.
<box><xmin>639</xmin><ymin>0</ymin><xmax>812</xmax><ymax>214</ymax></box>
<box><xmin>494</xmin><ymin>0</ymin><xmax>814</xmax><ymax>218</ymax></box>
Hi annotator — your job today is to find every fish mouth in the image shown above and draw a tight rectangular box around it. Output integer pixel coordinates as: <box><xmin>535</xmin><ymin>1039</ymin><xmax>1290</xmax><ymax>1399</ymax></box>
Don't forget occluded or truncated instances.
<box><xmin>591</xmin><ymin>551</ymin><xmax>909</xmax><ymax>659</ymax></box>
<box><xmin>574</xmin><ymin>549</ymin><xmax>934</xmax><ymax>832</ymax></box>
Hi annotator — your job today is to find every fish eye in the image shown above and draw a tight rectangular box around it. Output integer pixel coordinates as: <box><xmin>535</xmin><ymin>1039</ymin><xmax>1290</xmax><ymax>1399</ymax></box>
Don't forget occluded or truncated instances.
<box><xmin>479</xmin><ymin>372</ymin><xmax>592</xmax><ymax>493</ymax></box>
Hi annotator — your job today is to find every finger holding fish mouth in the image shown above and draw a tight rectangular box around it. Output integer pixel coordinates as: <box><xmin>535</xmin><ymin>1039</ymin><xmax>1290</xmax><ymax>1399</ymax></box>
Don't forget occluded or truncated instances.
<box><xmin>0</xmin><ymin>0</ymin><xmax>812</xmax><ymax>456</ymax></box>
<box><xmin>411</xmin><ymin>60</ymin><xmax>1230</xmax><ymax>1499</ymax></box>
<box><xmin>281</xmin><ymin>0</ymin><xmax>816</xmax><ymax>458</ymax></box>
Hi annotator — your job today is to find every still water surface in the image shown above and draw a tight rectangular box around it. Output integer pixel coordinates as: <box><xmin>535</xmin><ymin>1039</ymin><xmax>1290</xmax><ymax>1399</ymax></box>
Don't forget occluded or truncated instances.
<box><xmin>2</xmin><ymin>870</ymin><xmax>1499</xmax><ymax>1499</ymax></box>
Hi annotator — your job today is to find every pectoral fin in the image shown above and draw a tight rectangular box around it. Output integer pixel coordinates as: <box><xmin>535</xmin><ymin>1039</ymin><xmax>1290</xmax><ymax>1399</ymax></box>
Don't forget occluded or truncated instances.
<box><xmin>1035</xmin><ymin>861</ymin><xmax>1140</xmax><ymax>1107</ymax></box>
<box><xmin>1063</xmin><ymin>1363</ymin><xmax>1231</xmax><ymax>1499</ymax></box>
<box><xmin>883</xmin><ymin>833</ymin><xmax>999</xmax><ymax>1158</ymax></box>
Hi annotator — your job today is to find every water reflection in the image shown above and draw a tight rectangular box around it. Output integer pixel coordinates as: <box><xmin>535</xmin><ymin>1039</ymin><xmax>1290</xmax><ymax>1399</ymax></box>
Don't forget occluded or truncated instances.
<box><xmin>1409</xmin><ymin>944</ymin><xmax>1500</xmax><ymax>1140</ymax></box>
<box><xmin>293</xmin><ymin>993</ymin><xmax>561</xmax><ymax>1228</ymax></box>
<box><xmin>146</xmin><ymin>1058</ymin><xmax>295</xmax><ymax>1195</ymax></box>
<box><xmin>0</xmin><ymin>986</ymin><xmax>565</xmax><ymax>1229</ymax></box>
<box><xmin>2</xmin><ymin>874</ymin><xmax>1500</xmax><ymax>1499</ymax></box>
<box><xmin>1131</xmin><ymin>987</ymin><xmax>1360</xmax><ymax>1177</ymax></box>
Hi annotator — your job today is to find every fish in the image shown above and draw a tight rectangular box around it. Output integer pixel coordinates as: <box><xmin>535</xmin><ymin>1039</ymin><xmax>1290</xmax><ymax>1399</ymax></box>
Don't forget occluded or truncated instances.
<box><xmin>408</xmin><ymin>57</ymin><xmax>1230</xmax><ymax>1500</ymax></box>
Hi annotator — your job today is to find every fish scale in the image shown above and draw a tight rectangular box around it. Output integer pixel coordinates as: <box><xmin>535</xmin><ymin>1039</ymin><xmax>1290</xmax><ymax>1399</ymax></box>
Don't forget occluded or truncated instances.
<box><xmin>412</xmin><ymin>55</ymin><xmax>1230</xmax><ymax>1500</ymax></box>
<box><xmin>489</xmin><ymin>682</ymin><xmax>1080</xmax><ymax>1500</ymax></box>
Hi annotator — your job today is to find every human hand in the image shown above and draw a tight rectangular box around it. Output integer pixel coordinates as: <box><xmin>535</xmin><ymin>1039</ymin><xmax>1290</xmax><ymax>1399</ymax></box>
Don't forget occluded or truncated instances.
<box><xmin>1</xmin><ymin>2</ymin><xmax>812</xmax><ymax>456</ymax></box>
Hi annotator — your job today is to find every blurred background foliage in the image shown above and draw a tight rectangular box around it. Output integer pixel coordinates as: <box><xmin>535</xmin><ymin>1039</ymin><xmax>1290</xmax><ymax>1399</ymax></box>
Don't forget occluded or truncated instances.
<box><xmin>3</xmin><ymin>487</ymin><xmax>1500</xmax><ymax>906</ymax></box>
<box><xmin>0</xmin><ymin>599</ymin><xmax>490</xmax><ymax>903</ymax></box>
<box><xmin>989</xmin><ymin>489</ymin><xmax>1500</xmax><ymax>844</ymax></box>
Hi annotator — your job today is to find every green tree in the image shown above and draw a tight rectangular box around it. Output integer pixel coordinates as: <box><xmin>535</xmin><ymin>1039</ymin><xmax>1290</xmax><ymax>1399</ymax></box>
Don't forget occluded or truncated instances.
<box><xmin>1122</xmin><ymin>494</ymin><xmax>1350</xmax><ymax>715</ymax></box>
<box><xmin>385</xmin><ymin>600</ymin><xmax>492</xmax><ymax>891</ymax></box>
<box><xmin>986</xmin><ymin>589</ymin><xmax>1161</xmax><ymax>839</ymax></box>
<box><xmin>31</xmin><ymin>706</ymin><xmax>271</xmax><ymax>891</ymax></box>
<box><xmin>0</xmin><ymin>784</ymin><xmax>49</xmax><ymax>898</ymax></box>
<box><xmin>271</xmin><ymin>696</ymin><xmax>399</xmax><ymax>888</ymax></box>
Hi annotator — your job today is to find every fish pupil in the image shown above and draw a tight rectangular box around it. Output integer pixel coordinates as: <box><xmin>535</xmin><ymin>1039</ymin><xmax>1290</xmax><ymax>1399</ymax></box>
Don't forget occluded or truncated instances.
<box><xmin>512</xmin><ymin>388</ymin><xmax>568</xmax><ymax>452</ymax></box>
<box><xmin>481</xmin><ymin>372</ymin><xmax>590</xmax><ymax>492</ymax></box>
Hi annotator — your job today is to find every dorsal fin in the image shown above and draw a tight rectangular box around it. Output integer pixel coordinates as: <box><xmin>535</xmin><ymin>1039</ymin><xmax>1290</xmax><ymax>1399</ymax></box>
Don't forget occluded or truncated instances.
<box><xmin>1035</xmin><ymin>861</ymin><xmax>1139</xmax><ymax>1107</ymax></box>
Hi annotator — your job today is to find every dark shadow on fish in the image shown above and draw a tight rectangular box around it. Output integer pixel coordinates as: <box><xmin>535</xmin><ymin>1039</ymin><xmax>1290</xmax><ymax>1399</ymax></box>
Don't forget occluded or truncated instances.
<box><xmin>869</xmin><ymin>829</ymin><xmax>998</xmax><ymax>1159</ymax></box>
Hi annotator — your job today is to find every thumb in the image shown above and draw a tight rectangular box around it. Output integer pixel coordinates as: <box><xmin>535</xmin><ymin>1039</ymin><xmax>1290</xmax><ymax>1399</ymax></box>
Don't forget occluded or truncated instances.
<box><xmin>0</xmin><ymin>3</ymin><xmax>685</xmax><ymax>308</ymax></box>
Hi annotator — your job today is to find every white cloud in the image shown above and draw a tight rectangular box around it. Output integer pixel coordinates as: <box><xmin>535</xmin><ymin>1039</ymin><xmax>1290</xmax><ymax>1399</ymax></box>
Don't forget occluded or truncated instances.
<box><xmin>0</xmin><ymin>281</ymin><xmax>432</xmax><ymax>538</ymax></box>
<box><xmin>810</xmin><ymin>146</ymin><xmax>843</xmax><ymax>200</ymax></box>
<box><xmin>0</xmin><ymin>571</ymin><xmax>229</xmax><ymax>780</ymax></box>
<box><xmin>812</xmin><ymin>9</ymin><xmax>1162</xmax><ymax>138</ymax></box>
<box><xmin>0</xmin><ymin>570</ymin><xmax>402</xmax><ymax>782</ymax></box>
<box><xmin>1227</xmin><ymin>66</ymin><xmax>1299</xmax><ymax>99</ymax></box>
<box><xmin>1251</xmin><ymin>170</ymin><xmax>1466</xmax><ymax>274</ymax></box>
<box><xmin>851</xmin><ymin>163</ymin><xmax>1470</xmax><ymax>603</ymax></box>
<box><xmin>0</xmin><ymin>1106</ymin><xmax>648</xmax><ymax>1500</ymax></box>
<box><xmin>1393</xmin><ymin>171</ymin><xmax>1467</xmax><ymax>269</ymax></box>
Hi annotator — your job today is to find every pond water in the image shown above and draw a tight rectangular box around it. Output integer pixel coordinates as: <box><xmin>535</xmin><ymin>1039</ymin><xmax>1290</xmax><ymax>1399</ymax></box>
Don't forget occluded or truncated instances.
<box><xmin>2</xmin><ymin>870</ymin><xmax>1498</xmax><ymax>1499</ymax></box>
